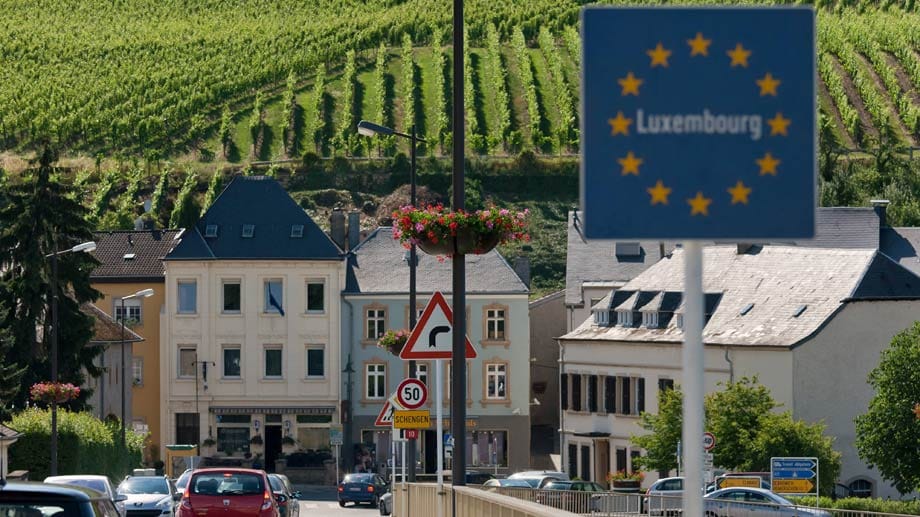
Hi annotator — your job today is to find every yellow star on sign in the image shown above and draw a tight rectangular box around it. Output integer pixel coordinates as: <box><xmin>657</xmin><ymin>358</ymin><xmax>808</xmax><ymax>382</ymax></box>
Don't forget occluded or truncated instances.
<box><xmin>618</xmin><ymin>152</ymin><xmax>643</xmax><ymax>176</ymax></box>
<box><xmin>687</xmin><ymin>32</ymin><xmax>712</xmax><ymax>57</ymax></box>
<box><xmin>618</xmin><ymin>72</ymin><xmax>643</xmax><ymax>96</ymax></box>
<box><xmin>756</xmin><ymin>152</ymin><xmax>781</xmax><ymax>175</ymax></box>
<box><xmin>756</xmin><ymin>73</ymin><xmax>781</xmax><ymax>96</ymax></box>
<box><xmin>688</xmin><ymin>192</ymin><xmax>712</xmax><ymax>216</ymax></box>
<box><xmin>727</xmin><ymin>181</ymin><xmax>752</xmax><ymax>205</ymax></box>
<box><xmin>727</xmin><ymin>43</ymin><xmax>752</xmax><ymax>68</ymax></box>
<box><xmin>768</xmin><ymin>113</ymin><xmax>791</xmax><ymax>136</ymax></box>
<box><xmin>608</xmin><ymin>111</ymin><xmax>633</xmax><ymax>136</ymax></box>
<box><xmin>647</xmin><ymin>180</ymin><xmax>672</xmax><ymax>205</ymax></box>
<box><xmin>646</xmin><ymin>42</ymin><xmax>672</xmax><ymax>68</ymax></box>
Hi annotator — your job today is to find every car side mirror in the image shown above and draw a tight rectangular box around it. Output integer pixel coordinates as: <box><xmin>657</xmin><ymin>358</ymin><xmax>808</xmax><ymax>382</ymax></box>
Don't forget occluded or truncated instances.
<box><xmin>114</xmin><ymin>494</ymin><xmax>128</xmax><ymax>503</ymax></box>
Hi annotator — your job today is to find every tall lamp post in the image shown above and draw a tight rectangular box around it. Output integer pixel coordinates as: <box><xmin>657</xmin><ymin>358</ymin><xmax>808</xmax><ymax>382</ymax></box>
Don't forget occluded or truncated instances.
<box><xmin>45</xmin><ymin>240</ymin><xmax>97</xmax><ymax>476</ymax></box>
<box><xmin>119</xmin><ymin>289</ymin><xmax>154</xmax><ymax>451</ymax></box>
<box><xmin>357</xmin><ymin>120</ymin><xmax>425</xmax><ymax>481</ymax></box>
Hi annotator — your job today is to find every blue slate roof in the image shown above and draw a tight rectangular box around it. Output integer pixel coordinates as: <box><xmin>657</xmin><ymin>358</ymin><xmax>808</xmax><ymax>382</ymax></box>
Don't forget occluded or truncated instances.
<box><xmin>166</xmin><ymin>176</ymin><xmax>342</xmax><ymax>261</ymax></box>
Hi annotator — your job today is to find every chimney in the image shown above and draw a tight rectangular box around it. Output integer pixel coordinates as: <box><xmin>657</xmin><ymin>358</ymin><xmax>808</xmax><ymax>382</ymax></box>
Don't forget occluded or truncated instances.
<box><xmin>871</xmin><ymin>199</ymin><xmax>889</xmax><ymax>228</ymax></box>
<box><xmin>330</xmin><ymin>207</ymin><xmax>346</xmax><ymax>250</ymax></box>
<box><xmin>347</xmin><ymin>211</ymin><xmax>361</xmax><ymax>250</ymax></box>
<box><xmin>513</xmin><ymin>256</ymin><xmax>531</xmax><ymax>288</ymax></box>
<box><xmin>737</xmin><ymin>243</ymin><xmax>754</xmax><ymax>254</ymax></box>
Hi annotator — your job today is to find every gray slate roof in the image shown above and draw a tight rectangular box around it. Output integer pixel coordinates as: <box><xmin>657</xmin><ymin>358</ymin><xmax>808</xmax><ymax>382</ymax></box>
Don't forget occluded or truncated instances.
<box><xmin>880</xmin><ymin>227</ymin><xmax>920</xmax><ymax>277</ymax></box>
<box><xmin>167</xmin><ymin>176</ymin><xmax>342</xmax><ymax>261</ymax></box>
<box><xmin>565</xmin><ymin>207</ymin><xmax>885</xmax><ymax>307</ymax></box>
<box><xmin>344</xmin><ymin>227</ymin><xmax>529</xmax><ymax>295</ymax></box>
<box><xmin>563</xmin><ymin>245</ymin><xmax>920</xmax><ymax>348</ymax></box>
<box><xmin>90</xmin><ymin>230</ymin><xmax>182</xmax><ymax>281</ymax></box>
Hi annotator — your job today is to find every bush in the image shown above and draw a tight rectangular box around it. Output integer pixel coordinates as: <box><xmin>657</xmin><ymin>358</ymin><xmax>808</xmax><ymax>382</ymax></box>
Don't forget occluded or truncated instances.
<box><xmin>5</xmin><ymin>408</ymin><xmax>145</xmax><ymax>480</ymax></box>
<box><xmin>789</xmin><ymin>496</ymin><xmax>920</xmax><ymax>515</ymax></box>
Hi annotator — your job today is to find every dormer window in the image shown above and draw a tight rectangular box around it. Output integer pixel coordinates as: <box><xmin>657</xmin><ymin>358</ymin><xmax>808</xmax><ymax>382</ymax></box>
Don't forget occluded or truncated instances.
<box><xmin>615</xmin><ymin>242</ymin><xmax>641</xmax><ymax>257</ymax></box>
<box><xmin>793</xmin><ymin>305</ymin><xmax>807</xmax><ymax>317</ymax></box>
<box><xmin>594</xmin><ymin>310</ymin><xmax>610</xmax><ymax>327</ymax></box>
<box><xmin>290</xmin><ymin>225</ymin><xmax>304</xmax><ymax>238</ymax></box>
<box><xmin>676</xmin><ymin>314</ymin><xmax>684</xmax><ymax>329</ymax></box>
<box><xmin>642</xmin><ymin>311</ymin><xmax>658</xmax><ymax>328</ymax></box>
<box><xmin>241</xmin><ymin>224</ymin><xmax>255</xmax><ymax>238</ymax></box>
<box><xmin>617</xmin><ymin>310</ymin><xmax>633</xmax><ymax>327</ymax></box>
<box><xmin>205</xmin><ymin>224</ymin><xmax>219</xmax><ymax>238</ymax></box>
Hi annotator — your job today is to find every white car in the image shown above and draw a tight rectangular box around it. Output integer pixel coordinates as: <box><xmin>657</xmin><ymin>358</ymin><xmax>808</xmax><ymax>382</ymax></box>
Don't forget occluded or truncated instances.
<box><xmin>644</xmin><ymin>476</ymin><xmax>684</xmax><ymax>516</ymax></box>
<box><xmin>704</xmin><ymin>487</ymin><xmax>832</xmax><ymax>517</ymax></box>
<box><xmin>45</xmin><ymin>474</ymin><xmax>128</xmax><ymax>517</ymax></box>
<box><xmin>507</xmin><ymin>470</ymin><xmax>570</xmax><ymax>488</ymax></box>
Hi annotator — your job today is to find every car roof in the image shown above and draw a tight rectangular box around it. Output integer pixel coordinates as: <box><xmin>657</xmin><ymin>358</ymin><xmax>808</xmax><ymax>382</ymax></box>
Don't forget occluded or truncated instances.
<box><xmin>0</xmin><ymin>481</ymin><xmax>106</xmax><ymax>500</ymax></box>
<box><xmin>706</xmin><ymin>486</ymin><xmax>775</xmax><ymax>497</ymax></box>
<box><xmin>509</xmin><ymin>471</ymin><xmax>567</xmax><ymax>478</ymax></box>
<box><xmin>190</xmin><ymin>468</ymin><xmax>266</xmax><ymax>475</ymax></box>
<box><xmin>45</xmin><ymin>475</ymin><xmax>111</xmax><ymax>482</ymax></box>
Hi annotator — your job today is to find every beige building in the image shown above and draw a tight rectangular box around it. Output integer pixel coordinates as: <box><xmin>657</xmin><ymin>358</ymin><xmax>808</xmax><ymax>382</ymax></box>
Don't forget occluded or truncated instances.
<box><xmin>160</xmin><ymin>176</ymin><xmax>345</xmax><ymax>470</ymax></box>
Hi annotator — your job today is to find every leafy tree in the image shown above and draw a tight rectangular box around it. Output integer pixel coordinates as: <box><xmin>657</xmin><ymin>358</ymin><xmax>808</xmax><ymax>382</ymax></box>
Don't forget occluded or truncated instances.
<box><xmin>201</xmin><ymin>171</ymin><xmax>224</xmax><ymax>216</ymax></box>
<box><xmin>632</xmin><ymin>377</ymin><xmax>841</xmax><ymax>494</ymax></box>
<box><xmin>0</xmin><ymin>148</ymin><xmax>101</xmax><ymax>409</ymax></box>
<box><xmin>149</xmin><ymin>168</ymin><xmax>170</xmax><ymax>227</ymax></box>
<box><xmin>0</xmin><ymin>303</ymin><xmax>27</xmax><ymax>420</ymax></box>
<box><xmin>169</xmin><ymin>170</ymin><xmax>200</xmax><ymax>229</ymax></box>
<box><xmin>856</xmin><ymin>322</ymin><xmax>920</xmax><ymax>495</ymax></box>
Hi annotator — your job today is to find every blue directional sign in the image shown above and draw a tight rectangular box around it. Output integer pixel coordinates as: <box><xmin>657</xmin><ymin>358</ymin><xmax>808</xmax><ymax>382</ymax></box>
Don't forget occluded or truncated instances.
<box><xmin>774</xmin><ymin>469</ymin><xmax>816</xmax><ymax>479</ymax></box>
<box><xmin>771</xmin><ymin>457</ymin><xmax>818</xmax><ymax>495</ymax></box>
<box><xmin>772</xmin><ymin>458</ymin><xmax>817</xmax><ymax>470</ymax></box>
<box><xmin>580</xmin><ymin>7</ymin><xmax>816</xmax><ymax>239</ymax></box>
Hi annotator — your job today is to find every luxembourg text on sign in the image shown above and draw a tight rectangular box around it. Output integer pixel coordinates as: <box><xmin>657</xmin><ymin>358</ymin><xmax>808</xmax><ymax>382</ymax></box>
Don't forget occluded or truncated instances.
<box><xmin>580</xmin><ymin>7</ymin><xmax>816</xmax><ymax>239</ymax></box>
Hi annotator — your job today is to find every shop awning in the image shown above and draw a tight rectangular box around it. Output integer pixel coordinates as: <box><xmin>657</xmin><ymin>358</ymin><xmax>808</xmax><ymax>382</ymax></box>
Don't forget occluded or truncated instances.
<box><xmin>208</xmin><ymin>406</ymin><xmax>336</xmax><ymax>415</ymax></box>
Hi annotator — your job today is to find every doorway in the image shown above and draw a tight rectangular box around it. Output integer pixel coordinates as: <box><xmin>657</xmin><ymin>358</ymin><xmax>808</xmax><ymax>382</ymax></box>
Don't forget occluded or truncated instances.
<box><xmin>594</xmin><ymin>440</ymin><xmax>609</xmax><ymax>484</ymax></box>
<box><xmin>265</xmin><ymin>425</ymin><xmax>282</xmax><ymax>472</ymax></box>
<box><xmin>424</xmin><ymin>430</ymin><xmax>437</xmax><ymax>474</ymax></box>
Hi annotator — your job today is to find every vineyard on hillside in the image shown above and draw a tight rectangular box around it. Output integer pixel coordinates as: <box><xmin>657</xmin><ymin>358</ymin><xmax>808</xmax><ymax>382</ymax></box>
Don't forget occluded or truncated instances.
<box><xmin>1</xmin><ymin>0</ymin><xmax>920</xmax><ymax>165</ymax></box>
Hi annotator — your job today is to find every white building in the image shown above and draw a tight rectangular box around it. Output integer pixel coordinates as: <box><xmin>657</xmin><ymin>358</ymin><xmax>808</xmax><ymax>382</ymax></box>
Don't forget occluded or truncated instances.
<box><xmin>160</xmin><ymin>176</ymin><xmax>345</xmax><ymax>469</ymax></box>
<box><xmin>559</xmin><ymin>243</ymin><xmax>920</xmax><ymax>499</ymax></box>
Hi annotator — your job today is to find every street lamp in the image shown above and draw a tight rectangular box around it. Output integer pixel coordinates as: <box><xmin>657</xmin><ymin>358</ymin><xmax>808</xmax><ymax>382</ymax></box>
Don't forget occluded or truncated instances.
<box><xmin>119</xmin><ymin>288</ymin><xmax>154</xmax><ymax>451</ymax></box>
<box><xmin>357</xmin><ymin>120</ymin><xmax>426</xmax><ymax>481</ymax></box>
<box><xmin>45</xmin><ymin>240</ymin><xmax>97</xmax><ymax>475</ymax></box>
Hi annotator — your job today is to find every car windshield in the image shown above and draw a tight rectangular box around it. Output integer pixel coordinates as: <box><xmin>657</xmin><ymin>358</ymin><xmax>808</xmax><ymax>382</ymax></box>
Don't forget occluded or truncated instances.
<box><xmin>49</xmin><ymin>479</ymin><xmax>108</xmax><ymax>495</ymax></box>
<box><xmin>191</xmin><ymin>473</ymin><xmax>264</xmax><ymax>496</ymax></box>
<box><xmin>119</xmin><ymin>477</ymin><xmax>169</xmax><ymax>494</ymax></box>
<box><xmin>268</xmin><ymin>476</ymin><xmax>283</xmax><ymax>492</ymax></box>
<box><xmin>519</xmin><ymin>478</ymin><xmax>540</xmax><ymax>488</ymax></box>
<box><xmin>344</xmin><ymin>474</ymin><xmax>374</xmax><ymax>483</ymax></box>
<box><xmin>503</xmin><ymin>480</ymin><xmax>531</xmax><ymax>487</ymax></box>
<box><xmin>544</xmin><ymin>482</ymin><xmax>572</xmax><ymax>490</ymax></box>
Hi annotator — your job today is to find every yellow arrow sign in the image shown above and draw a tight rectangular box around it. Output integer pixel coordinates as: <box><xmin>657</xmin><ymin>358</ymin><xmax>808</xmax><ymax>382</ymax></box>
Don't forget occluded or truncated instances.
<box><xmin>718</xmin><ymin>477</ymin><xmax>761</xmax><ymax>489</ymax></box>
<box><xmin>393</xmin><ymin>410</ymin><xmax>431</xmax><ymax>429</ymax></box>
<box><xmin>772</xmin><ymin>479</ymin><xmax>814</xmax><ymax>493</ymax></box>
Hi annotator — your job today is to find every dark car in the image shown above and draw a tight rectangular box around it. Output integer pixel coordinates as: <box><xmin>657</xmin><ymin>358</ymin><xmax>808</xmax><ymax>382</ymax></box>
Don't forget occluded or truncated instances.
<box><xmin>537</xmin><ymin>480</ymin><xmax>607</xmax><ymax>513</ymax></box>
<box><xmin>465</xmin><ymin>471</ymin><xmax>496</xmax><ymax>485</ymax></box>
<box><xmin>0</xmin><ymin>480</ymin><xmax>120</xmax><ymax>516</ymax></box>
<box><xmin>176</xmin><ymin>468</ymin><xmax>279</xmax><ymax>517</ymax></box>
<box><xmin>338</xmin><ymin>473</ymin><xmax>388</xmax><ymax>508</ymax></box>
<box><xmin>267</xmin><ymin>474</ymin><xmax>301</xmax><ymax>517</ymax></box>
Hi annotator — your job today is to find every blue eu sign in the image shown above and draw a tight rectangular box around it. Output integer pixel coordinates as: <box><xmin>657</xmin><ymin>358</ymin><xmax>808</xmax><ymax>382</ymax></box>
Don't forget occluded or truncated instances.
<box><xmin>580</xmin><ymin>7</ymin><xmax>816</xmax><ymax>239</ymax></box>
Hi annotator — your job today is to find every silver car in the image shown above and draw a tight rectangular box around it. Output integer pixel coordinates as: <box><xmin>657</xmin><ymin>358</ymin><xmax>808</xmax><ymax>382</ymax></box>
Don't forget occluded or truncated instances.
<box><xmin>45</xmin><ymin>475</ymin><xmax>128</xmax><ymax>517</ymax></box>
<box><xmin>379</xmin><ymin>491</ymin><xmax>393</xmax><ymax>516</ymax></box>
<box><xmin>704</xmin><ymin>487</ymin><xmax>832</xmax><ymax>517</ymax></box>
<box><xmin>645</xmin><ymin>476</ymin><xmax>684</xmax><ymax>516</ymax></box>
<box><xmin>117</xmin><ymin>474</ymin><xmax>180</xmax><ymax>516</ymax></box>
<box><xmin>507</xmin><ymin>470</ymin><xmax>570</xmax><ymax>488</ymax></box>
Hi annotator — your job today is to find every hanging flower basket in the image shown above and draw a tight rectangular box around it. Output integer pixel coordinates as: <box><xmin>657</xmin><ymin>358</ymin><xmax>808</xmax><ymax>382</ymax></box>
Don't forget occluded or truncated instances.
<box><xmin>377</xmin><ymin>329</ymin><xmax>410</xmax><ymax>356</ymax></box>
<box><xmin>392</xmin><ymin>204</ymin><xmax>530</xmax><ymax>257</ymax></box>
<box><xmin>30</xmin><ymin>382</ymin><xmax>81</xmax><ymax>404</ymax></box>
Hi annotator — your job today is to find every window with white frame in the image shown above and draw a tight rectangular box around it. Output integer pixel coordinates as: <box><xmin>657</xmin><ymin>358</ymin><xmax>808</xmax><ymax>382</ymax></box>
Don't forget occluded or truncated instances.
<box><xmin>617</xmin><ymin>310</ymin><xmax>633</xmax><ymax>327</ymax></box>
<box><xmin>366</xmin><ymin>363</ymin><xmax>386</xmax><ymax>399</ymax></box>
<box><xmin>607</xmin><ymin>375</ymin><xmax>646</xmax><ymax>415</ymax></box>
<box><xmin>414</xmin><ymin>363</ymin><xmax>429</xmax><ymax>388</ymax></box>
<box><xmin>223</xmin><ymin>345</ymin><xmax>242</xmax><ymax>378</ymax></box>
<box><xmin>306</xmin><ymin>280</ymin><xmax>325</xmax><ymax>313</ymax></box>
<box><xmin>178</xmin><ymin>347</ymin><xmax>197</xmax><ymax>379</ymax></box>
<box><xmin>222</xmin><ymin>281</ymin><xmax>241</xmax><ymax>313</ymax></box>
<box><xmin>486</xmin><ymin>363</ymin><xmax>507</xmax><ymax>400</ymax></box>
<box><xmin>366</xmin><ymin>307</ymin><xmax>387</xmax><ymax>340</ymax></box>
<box><xmin>642</xmin><ymin>311</ymin><xmax>659</xmax><ymax>328</ymax></box>
<box><xmin>132</xmin><ymin>356</ymin><xmax>143</xmax><ymax>386</ymax></box>
<box><xmin>306</xmin><ymin>345</ymin><xmax>325</xmax><ymax>378</ymax></box>
<box><xmin>485</xmin><ymin>308</ymin><xmax>507</xmax><ymax>341</ymax></box>
<box><xmin>264</xmin><ymin>279</ymin><xmax>284</xmax><ymax>314</ymax></box>
<box><xmin>114</xmin><ymin>298</ymin><xmax>142</xmax><ymax>325</ymax></box>
<box><xmin>264</xmin><ymin>346</ymin><xmax>283</xmax><ymax>378</ymax></box>
<box><xmin>178</xmin><ymin>281</ymin><xmax>197</xmax><ymax>314</ymax></box>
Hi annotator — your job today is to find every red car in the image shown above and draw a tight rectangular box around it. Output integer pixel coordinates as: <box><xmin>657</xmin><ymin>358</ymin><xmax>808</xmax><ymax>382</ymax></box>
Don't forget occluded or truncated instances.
<box><xmin>177</xmin><ymin>468</ymin><xmax>279</xmax><ymax>517</ymax></box>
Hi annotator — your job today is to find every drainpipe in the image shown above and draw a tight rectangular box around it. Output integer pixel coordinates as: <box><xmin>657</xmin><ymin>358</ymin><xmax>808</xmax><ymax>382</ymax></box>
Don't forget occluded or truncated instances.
<box><xmin>724</xmin><ymin>347</ymin><xmax>734</xmax><ymax>384</ymax></box>
<box><xmin>342</xmin><ymin>295</ymin><xmax>356</xmax><ymax>472</ymax></box>
<box><xmin>558</xmin><ymin>339</ymin><xmax>566</xmax><ymax>474</ymax></box>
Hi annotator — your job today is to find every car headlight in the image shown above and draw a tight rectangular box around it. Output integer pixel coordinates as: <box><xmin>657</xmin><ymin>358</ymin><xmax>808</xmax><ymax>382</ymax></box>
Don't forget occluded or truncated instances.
<box><xmin>156</xmin><ymin>497</ymin><xmax>173</xmax><ymax>511</ymax></box>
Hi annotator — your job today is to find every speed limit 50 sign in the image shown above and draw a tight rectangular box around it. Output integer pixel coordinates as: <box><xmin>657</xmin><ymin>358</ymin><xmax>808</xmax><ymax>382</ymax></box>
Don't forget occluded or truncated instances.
<box><xmin>396</xmin><ymin>378</ymin><xmax>428</xmax><ymax>409</ymax></box>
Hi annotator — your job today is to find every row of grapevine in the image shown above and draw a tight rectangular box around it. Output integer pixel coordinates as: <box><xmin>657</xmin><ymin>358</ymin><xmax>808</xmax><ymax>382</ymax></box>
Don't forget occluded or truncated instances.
<box><xmin>864</xmin><ymin>13</ymin><xmax>920</xmax><ymax>128</ymax></box>
<box><xmin>338</xmin><ymin>50</ymin><xmax>358</xmax><ymax>154</ymax></box>
<box><xmin>304</xmin><ymin>65</ymin><xmax>326</xmax><ymax>154</ymax></box>
<box><xmin>463</xmin><ymin>26</ymin><xmax>483</xmax><ymax>151</ymax></box>
<box><xmin>249</xmin><ymin>92</ymin><xmax>265</xmax><ymax>159</ymax></box>
<box><xmin>512</xmin><ymin>26</ymin><xmax>543</xmax><ymax>151</ymax></box>
<box><xmin>279</xmin><ymin>72</ymin><xmax>298</xmax><ymax>156</ymax></box>
<box><xmin>401</xmin><ymin>34</ymin><xmax>416</xmax><ymax>135</ymax></box>
<box><xmin>429</xmin><ymin>28</ymin><xmax>450</xmax><ymax>152</ymax></box>
<box><xmin>538</xmin><ymin>27</ymin><xmax>577</xmax><ymax>152</ymax></box>
<box><xmin>370</xmin><ymin>43</ymin><xmax>392</xmax><ymax>157</ymax></box>
<box><xmin>484</xmin><ymin>23</ymin><xmax>512</xmax><ymax>152</ymax></box>
<box><xmin>170</xmin><ymin>170</ymin><xmax>199</xmax><ymax>229</ymax></box>
<box><xmin>563</xmin><ymin>26</ymin><xmax>580</xmax><ymax>68</ymax></box>
<box><xmin>819</xmin><ymin>53</ymin><xmax>864</xmax><ymax>145</ymax></box>
<box><xmin>218</xmin><ymin>106</ymin><xmax>233</xmax><ymax>159</ymax></box>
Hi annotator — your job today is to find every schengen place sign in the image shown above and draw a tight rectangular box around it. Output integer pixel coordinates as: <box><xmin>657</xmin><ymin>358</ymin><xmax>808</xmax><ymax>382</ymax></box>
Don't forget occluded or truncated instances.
<box><xmin>580</xmin><ymin>7</ymin><xmax>816</xmax><ymax>239</ymax></box>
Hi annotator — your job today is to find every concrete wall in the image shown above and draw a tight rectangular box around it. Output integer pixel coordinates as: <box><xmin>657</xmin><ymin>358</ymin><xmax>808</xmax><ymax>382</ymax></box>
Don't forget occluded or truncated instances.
<box><xmin>794</xmin><ymin>300</ymin><xmax>920</xmax><ymax>499</ymax></box>
<box><xmin>529</xmin><ymin>291</ymin><xmax>565</xmax><ymax>429</ymax></box>
<box><xmin>92</xmin><ymin>282</ymin><xmax>164</xmax><ymax>458</ymax></box>
<box><xmin>161</xmin><ymin>259</ymin><xmax>345</xmax><ymax>449</ymax></box>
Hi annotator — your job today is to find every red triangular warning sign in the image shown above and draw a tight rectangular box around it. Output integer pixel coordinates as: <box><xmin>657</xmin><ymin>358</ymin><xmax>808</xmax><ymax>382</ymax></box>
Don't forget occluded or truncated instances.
<box><xmin>399</xmin><ymin>291</ymin><xmax>477</xmax><ymax>360</ymax></box>
<box><xmin>375</xmin><ymin>400</ymin><xmax>395</xmax><ymax>427</ymax></box>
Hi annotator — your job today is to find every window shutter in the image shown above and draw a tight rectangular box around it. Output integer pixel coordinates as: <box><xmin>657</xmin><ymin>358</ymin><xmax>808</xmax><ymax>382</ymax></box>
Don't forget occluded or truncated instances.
<box><xmin>588</xmin><ymin>375</ymin><xmax>598</xmax><ymax>413</ymax></box>
<box><xmin>637</xmin><ymin>377</ymin><xmax>646</xmax><ymax>413</ymax></box>
<box><xmin>561</xmin><ymin>374</ymin><xmax>569</xmax><ymax>411</ymax></box>
<box><xmin>621</xmin><ymin>377</ymin><xmax>631</xmax><ymax>414</ymax></box>
<box><xmin>571</xmin><ymin>374</ymin><xmax>582</xmax><ymax>412</ymax></box>
<box><xmin>605</xmin><ymin>376</ymin><xmax>617</xmax><ymax>413</ymax></box>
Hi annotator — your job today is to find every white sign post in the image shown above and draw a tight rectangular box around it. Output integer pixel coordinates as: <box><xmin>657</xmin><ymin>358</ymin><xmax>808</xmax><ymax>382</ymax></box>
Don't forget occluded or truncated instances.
<box><xmin>435</xmin><ymin>359</ymin><xmax>444</xmax><ymax>517</ymax></box>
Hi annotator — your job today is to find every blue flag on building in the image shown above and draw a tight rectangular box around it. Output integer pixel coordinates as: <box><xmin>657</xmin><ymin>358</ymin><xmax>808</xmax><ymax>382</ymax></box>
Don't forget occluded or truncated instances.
<box><xmin>269</xmin><ymin>291</ymin><xmax>285</xmax><ymax>316</ymax></box>
<box><xmin>580</xmin><ymin>6</ymin><xmax>816</xmax><ymax>240</ymax></box>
